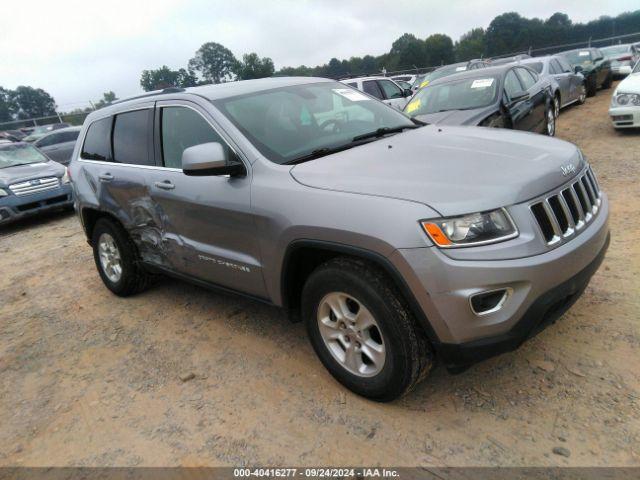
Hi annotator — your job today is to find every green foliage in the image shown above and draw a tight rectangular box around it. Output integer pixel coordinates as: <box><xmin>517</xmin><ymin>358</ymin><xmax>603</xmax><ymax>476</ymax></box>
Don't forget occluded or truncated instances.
<box><xmin>11</xmin><ymin>86</ymin><xmax>56</xmax><ymax>119</ymax></box>
<box><xmin>455</xmin><ymin>28</ymin><xmax>486</xmax><ymax>61</ymax></box>
<box><xmin>140</xmin><ymin>66</ymin><xmax>198</xmax><ymax>91</ymax></box>
<box><xmin>188</xmin><ymin>42</ymin><xmax>238</xmax><ymax>84</ymax></box>
<box><xmin>0</xmin><ymin>87</ymin><xmax>16</xmax><ymax>122</ymax></box>
<box><xmin>424</xmin><ymin>34</ymin><xmax>455</xmax><ymax>66</ymax></box>
<box><xmin>390</xmin><ymin>33</ymin><xmax>427</xmax><ymax>70</ymax></box>
<box><xmin>235</xmin><ymin>53</ymin><xmax>275</xmax><ymax>80</ymax></box>
<box><xmin>94</xmin><ymin>91</ymin><xmax>118</xmax><ymax>109</ymax></box>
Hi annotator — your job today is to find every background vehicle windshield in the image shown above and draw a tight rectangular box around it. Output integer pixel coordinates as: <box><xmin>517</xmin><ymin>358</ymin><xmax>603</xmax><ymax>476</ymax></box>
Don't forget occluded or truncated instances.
<box><xmin>563</xmin><ymin>50</ymin><xmax>593</xmax><ymax>65</ymax></box>
<box><xmin>214</xmin><ymin>82</ymin><xmax>414</xmax><ymax>164</ymax></box>
<box><xmin>404</xmin><ymin>76</ymin><xmax>499</xmax><ymax>116</ymax></box>
<box><xmin>0</xmin><ymin>143</ymin><xmax>49</xmax><ymax>169</ymax></box>
<box><xmin>601</xmin><ymin>45</ymin><xmax>629</xmax><ymax>56</ymax></box>
<box><xmin>527</xmin><ymin>62</ymin><xmax>544</xmax><ymax>73</ymax></box>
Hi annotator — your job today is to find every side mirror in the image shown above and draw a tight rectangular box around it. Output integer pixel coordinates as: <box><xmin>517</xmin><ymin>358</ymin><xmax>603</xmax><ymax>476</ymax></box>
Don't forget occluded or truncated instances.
<box><xmin>508</xmin><ymin>91</ymin><xmax>530</xmax><ymax>105</ymax></box>
<box><xmin>182</xmin><ymin>142</ymin><xmax>245</xmax><ymax>177</ymax></box>
<box><xmin>403</xmin><ymin>88</ymin><xmax>413</xmax><ymax>97</ymax></box>
<box><xmin>574</xmin><ymin>65</ymin><xmax>583</xmax><ymax>74</ymax></box>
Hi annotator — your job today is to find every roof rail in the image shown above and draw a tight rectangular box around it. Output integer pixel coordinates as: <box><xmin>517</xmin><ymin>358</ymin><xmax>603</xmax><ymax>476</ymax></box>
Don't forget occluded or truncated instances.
<box><xmin>110</xmin><ymin>87</ymin><xmax>187</xmax><ymax>106</ymax></box>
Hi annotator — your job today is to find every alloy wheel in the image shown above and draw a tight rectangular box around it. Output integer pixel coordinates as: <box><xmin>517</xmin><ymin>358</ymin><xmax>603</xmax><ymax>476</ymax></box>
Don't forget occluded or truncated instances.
<box><xmin>579</xmin><ymin>85</ymin><xmax>586</xmax><ymax>103</ymax></box>
<box><xmin>317</xmin><ymin>292</ymin><xmax>386</xmax><ymax>377</ymax></box>
<box><xmin>98</xmin><ymin>232</ymin><xmax>123</xmax><ymax>283</ymax></box>
<box><xmin>554</xmin><ymin>97</ymin><xmax>560</xmax><ymax>118</ymax></box>
<box><xmin>547</xmin><ymin>108</ymin><xmax>556</xmax><ymax>136</ymax></box>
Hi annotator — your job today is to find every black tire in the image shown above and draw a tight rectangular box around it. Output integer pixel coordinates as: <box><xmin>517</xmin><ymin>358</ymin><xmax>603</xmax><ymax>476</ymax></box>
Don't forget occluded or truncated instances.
<box><xmin>91</xmin><ymin>217</ymin><xmax>150</xmax><ymax>296</ymax></box>
<box><xmin>301</xmin><ymin>257</ymin><xmax>434</xmax><ymax>401</ymax></box>
<box><xmin>586</xmin><ymin>76</ymin><xmax>597</xmax><ymax>97</ymax></box>
<box><xmin>602</xmin><ymin>71</ymin><xmax>613</xmax><ymax>89</ymax></box>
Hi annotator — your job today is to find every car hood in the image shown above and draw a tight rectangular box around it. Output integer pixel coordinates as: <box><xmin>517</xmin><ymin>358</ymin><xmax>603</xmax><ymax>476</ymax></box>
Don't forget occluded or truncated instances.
<box><xmin>290</xmin><ymin>125</ymin><xmax>584</xmax><ymax>217</ymax></box>
<box><xmin>413</xmin><ymin>107</ymin><xmax>494</xmax><ymax>126</ymax></box>
<box><xmin>615</xmin><ymin>72</ymin><xmax>640</xmax><ymax>94</ymax></box>
<box><xmin>0</xmin><ymin>161</ymin><xmax>64</xmax><ymax>187</ymax></box>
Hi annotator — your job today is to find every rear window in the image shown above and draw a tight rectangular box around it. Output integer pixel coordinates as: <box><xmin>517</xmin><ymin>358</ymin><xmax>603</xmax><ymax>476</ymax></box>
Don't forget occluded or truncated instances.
<box><xmin>81</xmin><ymin>117</ymin><xmax>112</xmax><ymax>161</ymax></box>
<box><xmin>113</xmin><ymin>109</ymin><xmax>152</xmax><ymax>165</ymax></box>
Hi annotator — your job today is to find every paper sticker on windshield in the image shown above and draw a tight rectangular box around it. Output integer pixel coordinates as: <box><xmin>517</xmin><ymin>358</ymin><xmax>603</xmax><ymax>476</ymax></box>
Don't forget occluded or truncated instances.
<box><xmin>470</xmin><ymin>78</ymin><xmax>494</xmax><ymax>88</ymax></box>
<box><xmin>333</xmin><ymin>88</ymin><xmax>369</xmax><ymax>101</ymax></box>
<box><xmin>455</xmin><ymin>66</ymin><xmax>467</xmax><ymax>71</ymax></box>
<box><xmin>406</xmin><ymin>99</ymin><xmax>421</xmax><ymax>113</ymax></box>
<box><xmin>578</xmin><ymin>51</ymin><xmax>590</xmax><ymax>56</ymax></box>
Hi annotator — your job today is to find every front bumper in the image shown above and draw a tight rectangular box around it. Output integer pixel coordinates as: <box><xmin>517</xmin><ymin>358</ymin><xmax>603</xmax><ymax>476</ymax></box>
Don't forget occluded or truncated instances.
<box><xmin>609</xmin><ymin>106</ymin><xmax>640</xmax><ymax>128</ymax></box>
<box><xmin>0</xmin><ymin>184</ymin><xmax>73</xmax><ymax>225</ymax></box>
<box><xmin>390</xmin><ymin>193</ymin><xmax>609</xmax><ymax>370</ymax></box>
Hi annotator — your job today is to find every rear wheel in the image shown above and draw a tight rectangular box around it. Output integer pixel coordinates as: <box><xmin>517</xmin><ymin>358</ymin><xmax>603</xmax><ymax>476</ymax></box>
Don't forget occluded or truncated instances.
<box><xmin>301</xmin><ymin>257</ymin><xmax>434</xmax><ymax>401</ymax></box>
<box><xmin>91</xmin><ymin>218</ymin><xmax>150</xmax><ymax>296</ymax></box>
<box><xmin>553</xmin><ymin>94</ymin><xmax>560</xmax><ymax>118</ymax></box>
<box><xmin>545</xmin><ymin>104</ymin><xmax>556</xmax><ymax>136</ymax></box>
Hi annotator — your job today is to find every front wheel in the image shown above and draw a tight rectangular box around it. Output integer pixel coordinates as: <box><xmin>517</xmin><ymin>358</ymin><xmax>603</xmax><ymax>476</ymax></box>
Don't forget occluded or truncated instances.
<box><xmin>301</xmin><ymin>257</ymin><xmax>434</xmax><ymax>401</ymax></box>
<box><xmin>586</xmin><ymin>76</ymin><xmax>597</xmax><ymax>97</ymax></box>
<box><xmin>553</xmin><ymin>94</ymin><xmax>560</xmax><ymax>118</ymax></box>
<box><xmin>92</xmin><ymin>217</ymin><xmax>150</xmax><ymax>296</ymax></box>
<box><xmin>545</xmin><ymin>105</ymin><xmax>556</xmax><ymax>136</ymax></box>
<box><xmin>577</xmin><ymin>83</ymin><xmax>587</xmax><ymax>104</ymax></box>
<box><xmin>602</xmin><ymin>71</ymin><xmax>613</xmax><ymax>89</ymax></box>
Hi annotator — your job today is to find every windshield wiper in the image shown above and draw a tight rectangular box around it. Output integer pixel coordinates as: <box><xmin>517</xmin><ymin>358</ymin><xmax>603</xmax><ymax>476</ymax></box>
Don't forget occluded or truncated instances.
<box><xmin>284</xmin><ymin>143</ymin><xmax>365</xmax><ymax>165</ymax></box>
<box><xmin>352</xmin><ymin>124</ymin><xmax>420</xmax><ymax>142</ymax></box>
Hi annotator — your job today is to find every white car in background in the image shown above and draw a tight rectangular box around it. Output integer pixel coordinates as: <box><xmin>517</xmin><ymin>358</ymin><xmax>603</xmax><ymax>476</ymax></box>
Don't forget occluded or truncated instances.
<box><xmin>609</xmin><ymin>60</ymin><xmax>640</xmax><ymax>129</ymax></box>
<box><xmin>342</xmin><ymin>76</ymin><xmax>413</xmax><ymax>110</ymax></box>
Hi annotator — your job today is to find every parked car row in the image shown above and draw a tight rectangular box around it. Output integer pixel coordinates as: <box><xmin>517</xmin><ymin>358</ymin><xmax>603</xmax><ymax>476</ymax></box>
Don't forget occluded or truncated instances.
<box><xmin>0</xmin><ymin>125</ymin><xmax>79</xmax><ymax>166</ymax></box>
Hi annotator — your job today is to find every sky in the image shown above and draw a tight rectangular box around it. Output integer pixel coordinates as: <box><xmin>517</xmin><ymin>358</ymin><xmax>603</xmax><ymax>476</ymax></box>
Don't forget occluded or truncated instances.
<box><xmin>1</xmin><ymin>0</ymin><xmax>637</xmax><ymax>111</ymax></box>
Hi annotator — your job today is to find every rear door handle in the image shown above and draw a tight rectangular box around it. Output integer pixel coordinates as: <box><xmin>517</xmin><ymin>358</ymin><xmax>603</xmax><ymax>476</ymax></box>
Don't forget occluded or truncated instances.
<box><xmin>98</xmin><ymin>173</ymin><xmax>114</xmax><ymax>182</ymax></box>
<box><xmin>154</xmin><ymin>180</ymin><xmax>175</xmax><ymax>190</ymax></box>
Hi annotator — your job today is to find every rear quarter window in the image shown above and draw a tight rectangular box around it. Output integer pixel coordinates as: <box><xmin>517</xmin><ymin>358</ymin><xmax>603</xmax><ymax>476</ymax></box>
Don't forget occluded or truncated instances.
<box><xmin>81</xmin><ymin>117</ymin><xmax>112</xmax><ymax>161</ymax></box>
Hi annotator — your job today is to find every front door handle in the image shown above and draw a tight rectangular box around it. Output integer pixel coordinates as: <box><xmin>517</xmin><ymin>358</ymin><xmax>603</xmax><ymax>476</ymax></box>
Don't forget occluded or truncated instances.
<box><xmin>154</xmin><ymin>180</ymin><xmax>175</xmax><ymax>190</ymax></box>
<box><xmin>98</xmin><ymin>173</ymin><xmax>114</xmax><ymax>182</ymax></box>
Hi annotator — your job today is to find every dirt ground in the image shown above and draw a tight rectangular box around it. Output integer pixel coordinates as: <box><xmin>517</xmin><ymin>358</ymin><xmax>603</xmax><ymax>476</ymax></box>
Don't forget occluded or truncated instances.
<box><xmin>1</xmin><ymin>83</ymin><xmax>638</xmax><ymax>467</ymax></box>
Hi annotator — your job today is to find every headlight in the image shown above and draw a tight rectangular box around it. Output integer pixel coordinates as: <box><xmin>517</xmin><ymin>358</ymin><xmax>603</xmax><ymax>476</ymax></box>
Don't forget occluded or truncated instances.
<box><xmin>612</xmin><ymin>92</ymin><xmax>640</xmax><ymax>106</ymax></box>
<box><xmin>61</xmin><ymin>168</ymin><xmax>70</xmax><ymax>184</ymax></box>
<box><xmin>0</xmin><ymin>188</ymin><xmax>8</xmax><ymax>197</ymax></box>
<box><xmin>421</xmin><ymin>208</ymin><xmax>518</xmax><ymax>248</ymax></box>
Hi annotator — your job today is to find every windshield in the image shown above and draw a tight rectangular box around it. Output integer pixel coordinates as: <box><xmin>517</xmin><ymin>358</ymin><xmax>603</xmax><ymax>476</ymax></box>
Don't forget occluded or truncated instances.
<box><xmin>562</xmin><ymin>50</ymin><xmax>592</xmax><ymax>65</ymax></box>
<box><xmin>416</xmin><ymin>65</ymin><xmax>467</xmax><ymax>89</ymax></box>
<box><xmin>0</xmin><ymin>143</ymin><xmax>49</xmax><ymax>169</ymax></box>
<box><xmin>213</xmin><ymin>81</ymin><xmax>415</xmax><ymax>164</ymax></box>
<box><xmin>404</xmin><ymin>76</ymin><xmax>499</xmax><ymax>116</ymax></box>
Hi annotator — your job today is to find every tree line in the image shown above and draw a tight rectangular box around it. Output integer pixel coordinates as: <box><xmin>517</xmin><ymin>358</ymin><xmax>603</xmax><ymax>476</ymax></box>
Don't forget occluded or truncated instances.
<box><xmin>139</xmin><ymin>9</ymin><xmax>639</xmax><ymax>89</ymax></box>
<box><xmin>1</xmin><ymin>8</ymin><xmax>638</xmax><ymax>123</ymax></box>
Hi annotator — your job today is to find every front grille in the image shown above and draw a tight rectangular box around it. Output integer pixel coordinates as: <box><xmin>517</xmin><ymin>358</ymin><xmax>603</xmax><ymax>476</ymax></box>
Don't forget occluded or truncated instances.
<box><xmin>530</xmin><ymin>167</ymin><xmax>601</xmax><ymax>246</ymax></box>
<box><xmin>9</xmin><ymin>177</ymin><xmax>60</xmax><ymax>196</ymax></box>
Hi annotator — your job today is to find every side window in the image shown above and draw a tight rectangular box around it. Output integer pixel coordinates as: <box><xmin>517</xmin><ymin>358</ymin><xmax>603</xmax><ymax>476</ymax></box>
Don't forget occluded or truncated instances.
<box><xmin>81</xmin><ymin>117</ymin><xmax>112</xmax><ymax>161</ymax></box>
<box><xmin>60</xmin><ymin>130</ymin><xmax>80</xmax><ymax>143</ymax></box>
<box><xmin>549</xmin><ymin>59</ymin><xmax>561</xmax><ymax>75</ymax></box>
<box><xmin>161</xmin><ymin>106</ymin><xmax>232</xmax><ymax>169</ymax></box>
<box><xmin>346</xmin><ymin>82</ymin><xmax>357</xmax><ymax>88</ymax></box>
<box><xmin>377</xmin><ymin>80</ymin><xmax>404</xmax><ymax>99</ymax></box>
<box><xmin>112</xmin><ymin>110</ymin><xmax>152</xmax><ymax>165</ymax></box>
<box><xmin>515</xmin><ymin>68</ymin><xmax>536</xmax><ymax>90</ymax></box>
<box><xmin>35</xmin><ymin>133</ymin><xmax>58</xmax><ymax>148</ymax></box>
<box><xmin>504</xmin><ymin>69</ymin><xmax>524</xmax><ymax>98</ymax></box>
<box><xmin>362</xmin><ymin>80</ymin><xmax>383</xmax><ymax>99</ymax></box>
<box><xmin>558</xmin><ymin>57</ymin><xmax>572</xmax><ymax>73</ymax></box>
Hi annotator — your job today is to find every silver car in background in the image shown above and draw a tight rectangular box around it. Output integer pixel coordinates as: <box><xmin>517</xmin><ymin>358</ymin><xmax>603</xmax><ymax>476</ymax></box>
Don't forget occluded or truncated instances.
<box><xmin>34</xmin><ymin>126</ymin><xmax>81</xmax><ymax>165</ymax></box>
<box><xmin>601</xmin><ymin>44</ymin><xmax>640</xmax><ymax>77</ymax></box>
<box><xmin>70</xmin><ymin>77</ymin><xmax>609</xmax><ymax>401</ymax></box>
<box><xmin>520</xmin><ymin>56</ymin><xmax>587</xmax><ymax>117</ymax></box>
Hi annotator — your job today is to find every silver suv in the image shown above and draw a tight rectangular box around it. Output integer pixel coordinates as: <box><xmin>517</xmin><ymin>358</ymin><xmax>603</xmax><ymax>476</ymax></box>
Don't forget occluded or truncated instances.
<box><xmin>70</xmin><ymin>77</ymin><xmax>609</xmax><ymax>401</ymax></box>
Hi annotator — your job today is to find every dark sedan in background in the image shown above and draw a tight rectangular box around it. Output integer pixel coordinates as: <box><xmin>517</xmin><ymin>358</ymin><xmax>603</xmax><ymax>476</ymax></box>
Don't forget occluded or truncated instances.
<box><xmin>520</xmin><ymin>56</ymin><xmax>586</xmax><ymax>117</ymax></box>
<box><xmin>404</xmin><ymin>64</ymin><xmax>555</xmax><ymax>136</ymax></box>
<box><xmin>412</xmin><ymin>59</ymin><xmax>489</xmax><ymax>90</ymax></box>
<box><xmin>33</xmin><ymin>126</ymin><xmax>81</xmax><ymax>166</ymax></box>
<box><xmin>557</xmin><ymin>48</ymin><xmax>612</xmax><ymax>96</ymax></box>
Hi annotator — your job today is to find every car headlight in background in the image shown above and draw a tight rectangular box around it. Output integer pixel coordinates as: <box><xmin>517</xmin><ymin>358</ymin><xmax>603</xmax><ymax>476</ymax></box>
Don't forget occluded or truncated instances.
<box><xmin>421</xmin><ymin>208</ymin><xmax>518</xmax><ymax>248</ymax></box>
<box><xmin>0</xmin><ymin>188</ymin><xmax>9</xmax><ymax>197</ymax></box>
<box><xmin>612</xmin><ymin>92</ymin><xmax>640</xmax><ymax>107</ymax></box>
